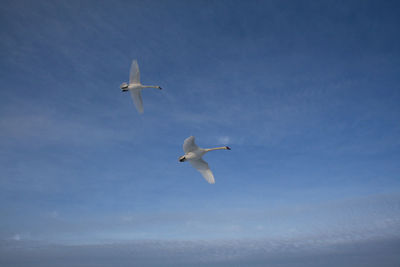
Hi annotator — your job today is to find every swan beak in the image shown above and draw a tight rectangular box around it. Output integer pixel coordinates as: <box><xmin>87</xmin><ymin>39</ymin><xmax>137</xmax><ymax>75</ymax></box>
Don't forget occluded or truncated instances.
<box><xmin>179</xmin><ymin>156</ymin><xmax>186</xmax><ymax>162</ymax></box>
<box><xmin>159</xmin><ymin>87</ymin><xmax>162</xmax><ymax>90</ymax></box>
<box><xmin>226</xmin><ymin>146</ymin><xmax>231</xmax><ymax>150</ymax></box>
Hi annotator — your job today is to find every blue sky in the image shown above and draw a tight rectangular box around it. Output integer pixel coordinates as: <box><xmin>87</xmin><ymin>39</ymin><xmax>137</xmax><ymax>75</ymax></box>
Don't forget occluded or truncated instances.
<box><xmin>1</xmin><ymin>0</ymin><xmax>400</xmax><ymax>266</ymax></box>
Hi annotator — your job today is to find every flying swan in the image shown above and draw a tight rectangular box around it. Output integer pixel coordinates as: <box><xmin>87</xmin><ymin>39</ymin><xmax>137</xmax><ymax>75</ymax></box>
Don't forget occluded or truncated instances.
<box><xmin>179</xmin><ymin>136</ymin><xmax>230</xmax><ymax>184</ymax></box>
<box><xmin>120</xmin><ymin>60</ymin><xmax>162</xmax><ymax>113</ymax></box>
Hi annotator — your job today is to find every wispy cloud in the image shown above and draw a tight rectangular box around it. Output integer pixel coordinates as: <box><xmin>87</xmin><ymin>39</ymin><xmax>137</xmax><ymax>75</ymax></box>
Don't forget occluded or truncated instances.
<box><xmin>0</xmin><ymin>112</ymin><xmax>128</xmax><ymax>147</ymax></box>
<box><xmin>217</xmin><ymin>136</ymin><xmax>231</xmax><ymax>144</ymax></box>
<box><xmin>11</xmin><ymin>234</ymin><xmax>21</xmax><ymax>241</ymax></box>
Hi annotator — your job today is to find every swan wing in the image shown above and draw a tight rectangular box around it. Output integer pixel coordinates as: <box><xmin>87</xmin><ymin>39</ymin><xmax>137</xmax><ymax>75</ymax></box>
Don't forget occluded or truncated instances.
<box><xmin>129</xmin><ymin>60</ymin><xmax>140</xmax><ymax>84</ymax></box>
<box><xmin>189</xmin><ymin>158</ymin><xmax>215</xmax><ymax>184</ymax></box>
<box><xmin>130</xmin><ymin>89</ymin><xmax>144</xmax><ymax>113</ymax></box>
<box><xmin>183</xmin><ymin>136</ymin><xmax>199</xmax><ymax>153</ymax></box>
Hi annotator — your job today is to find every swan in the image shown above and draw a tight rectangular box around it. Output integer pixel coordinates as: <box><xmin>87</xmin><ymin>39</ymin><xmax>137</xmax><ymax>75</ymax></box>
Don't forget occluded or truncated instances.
<box><xmin>120</xmin><ymin>60</ymin><xmax>162</xmax><ymax>113</ymax></box>
<box><xmin>179</xmin><ymin>136</ymin><xmax>231</xmax><ymax>184</ymax></box>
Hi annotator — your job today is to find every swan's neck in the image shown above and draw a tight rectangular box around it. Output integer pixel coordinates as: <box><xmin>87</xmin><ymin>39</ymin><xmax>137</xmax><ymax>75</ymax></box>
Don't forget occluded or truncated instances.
<box><xmin>205</xmin><ymin>147</ymin><xmax>228</xmax><ymax>152</ymax></box>
<box><xmin>142</xmin><ymin>85</ymin><xmax>159</xmax><ymax>89</ymax></box>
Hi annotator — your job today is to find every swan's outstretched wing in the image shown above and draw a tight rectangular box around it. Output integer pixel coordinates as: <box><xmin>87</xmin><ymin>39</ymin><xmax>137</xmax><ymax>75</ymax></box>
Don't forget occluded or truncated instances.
<box><xmin>129</xmin><ymin>60</ymin><xmax>140</xmax><ymax>84</ymax></box>
<box><xmin>183</xmin><ymin>136</ymin><xmax>199</xmax><ymax>153</ymax></box>
<box><xmin>189</xmin><ymin>158</ymin><xmax>215</xmax><ymax>184</ymax></box>
<box><xmin>130</xmin><ymin>89</ymin><xmax>144</xmax><ymax>113</ymax></box>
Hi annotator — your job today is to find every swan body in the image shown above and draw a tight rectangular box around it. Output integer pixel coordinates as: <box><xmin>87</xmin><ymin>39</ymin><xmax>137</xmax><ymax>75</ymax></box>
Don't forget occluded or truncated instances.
<box><xmin>179</xmin><ymin>136</ymin><xmax>230</xmax><ymax>184</ymax></box>
<box><xmin>120</xmin><ymin>60</ymin><xmax>162</xmax><ymax>113</ymax></box>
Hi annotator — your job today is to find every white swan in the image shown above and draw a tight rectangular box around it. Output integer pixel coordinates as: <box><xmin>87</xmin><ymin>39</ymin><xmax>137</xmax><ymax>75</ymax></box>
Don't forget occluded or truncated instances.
<box><xmin>179</xmin><ymin>136</ymin><xmax>230</xmax><ymax>184</ymax></box>
<box><xmin>120</xmin><ymin>60</ymin><xmax>162</xmax><ymax>113</ymax></box>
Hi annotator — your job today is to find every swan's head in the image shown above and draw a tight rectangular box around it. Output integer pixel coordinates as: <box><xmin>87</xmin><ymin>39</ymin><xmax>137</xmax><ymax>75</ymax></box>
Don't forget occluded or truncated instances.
<box><xmin>179</xmin><ymin>156</ymin><xmax>186</xmax><ymax>162</ymax></box>
<box><xmin>120</xmin><ymin>82</ymin><xmax>129</xmax><ymax>91</ymax></box>
<box><xmin>225</xmin><ymin>146</ymin><xmax>231</xmax><ymax>150</ymax></box>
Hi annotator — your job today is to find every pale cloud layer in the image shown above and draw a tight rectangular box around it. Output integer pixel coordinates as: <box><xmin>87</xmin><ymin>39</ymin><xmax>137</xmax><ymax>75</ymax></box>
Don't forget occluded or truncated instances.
<box><xmin>1</xmin><ymin>236</ymin><xmax>399</xmax><ymax>267</ymax></box>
